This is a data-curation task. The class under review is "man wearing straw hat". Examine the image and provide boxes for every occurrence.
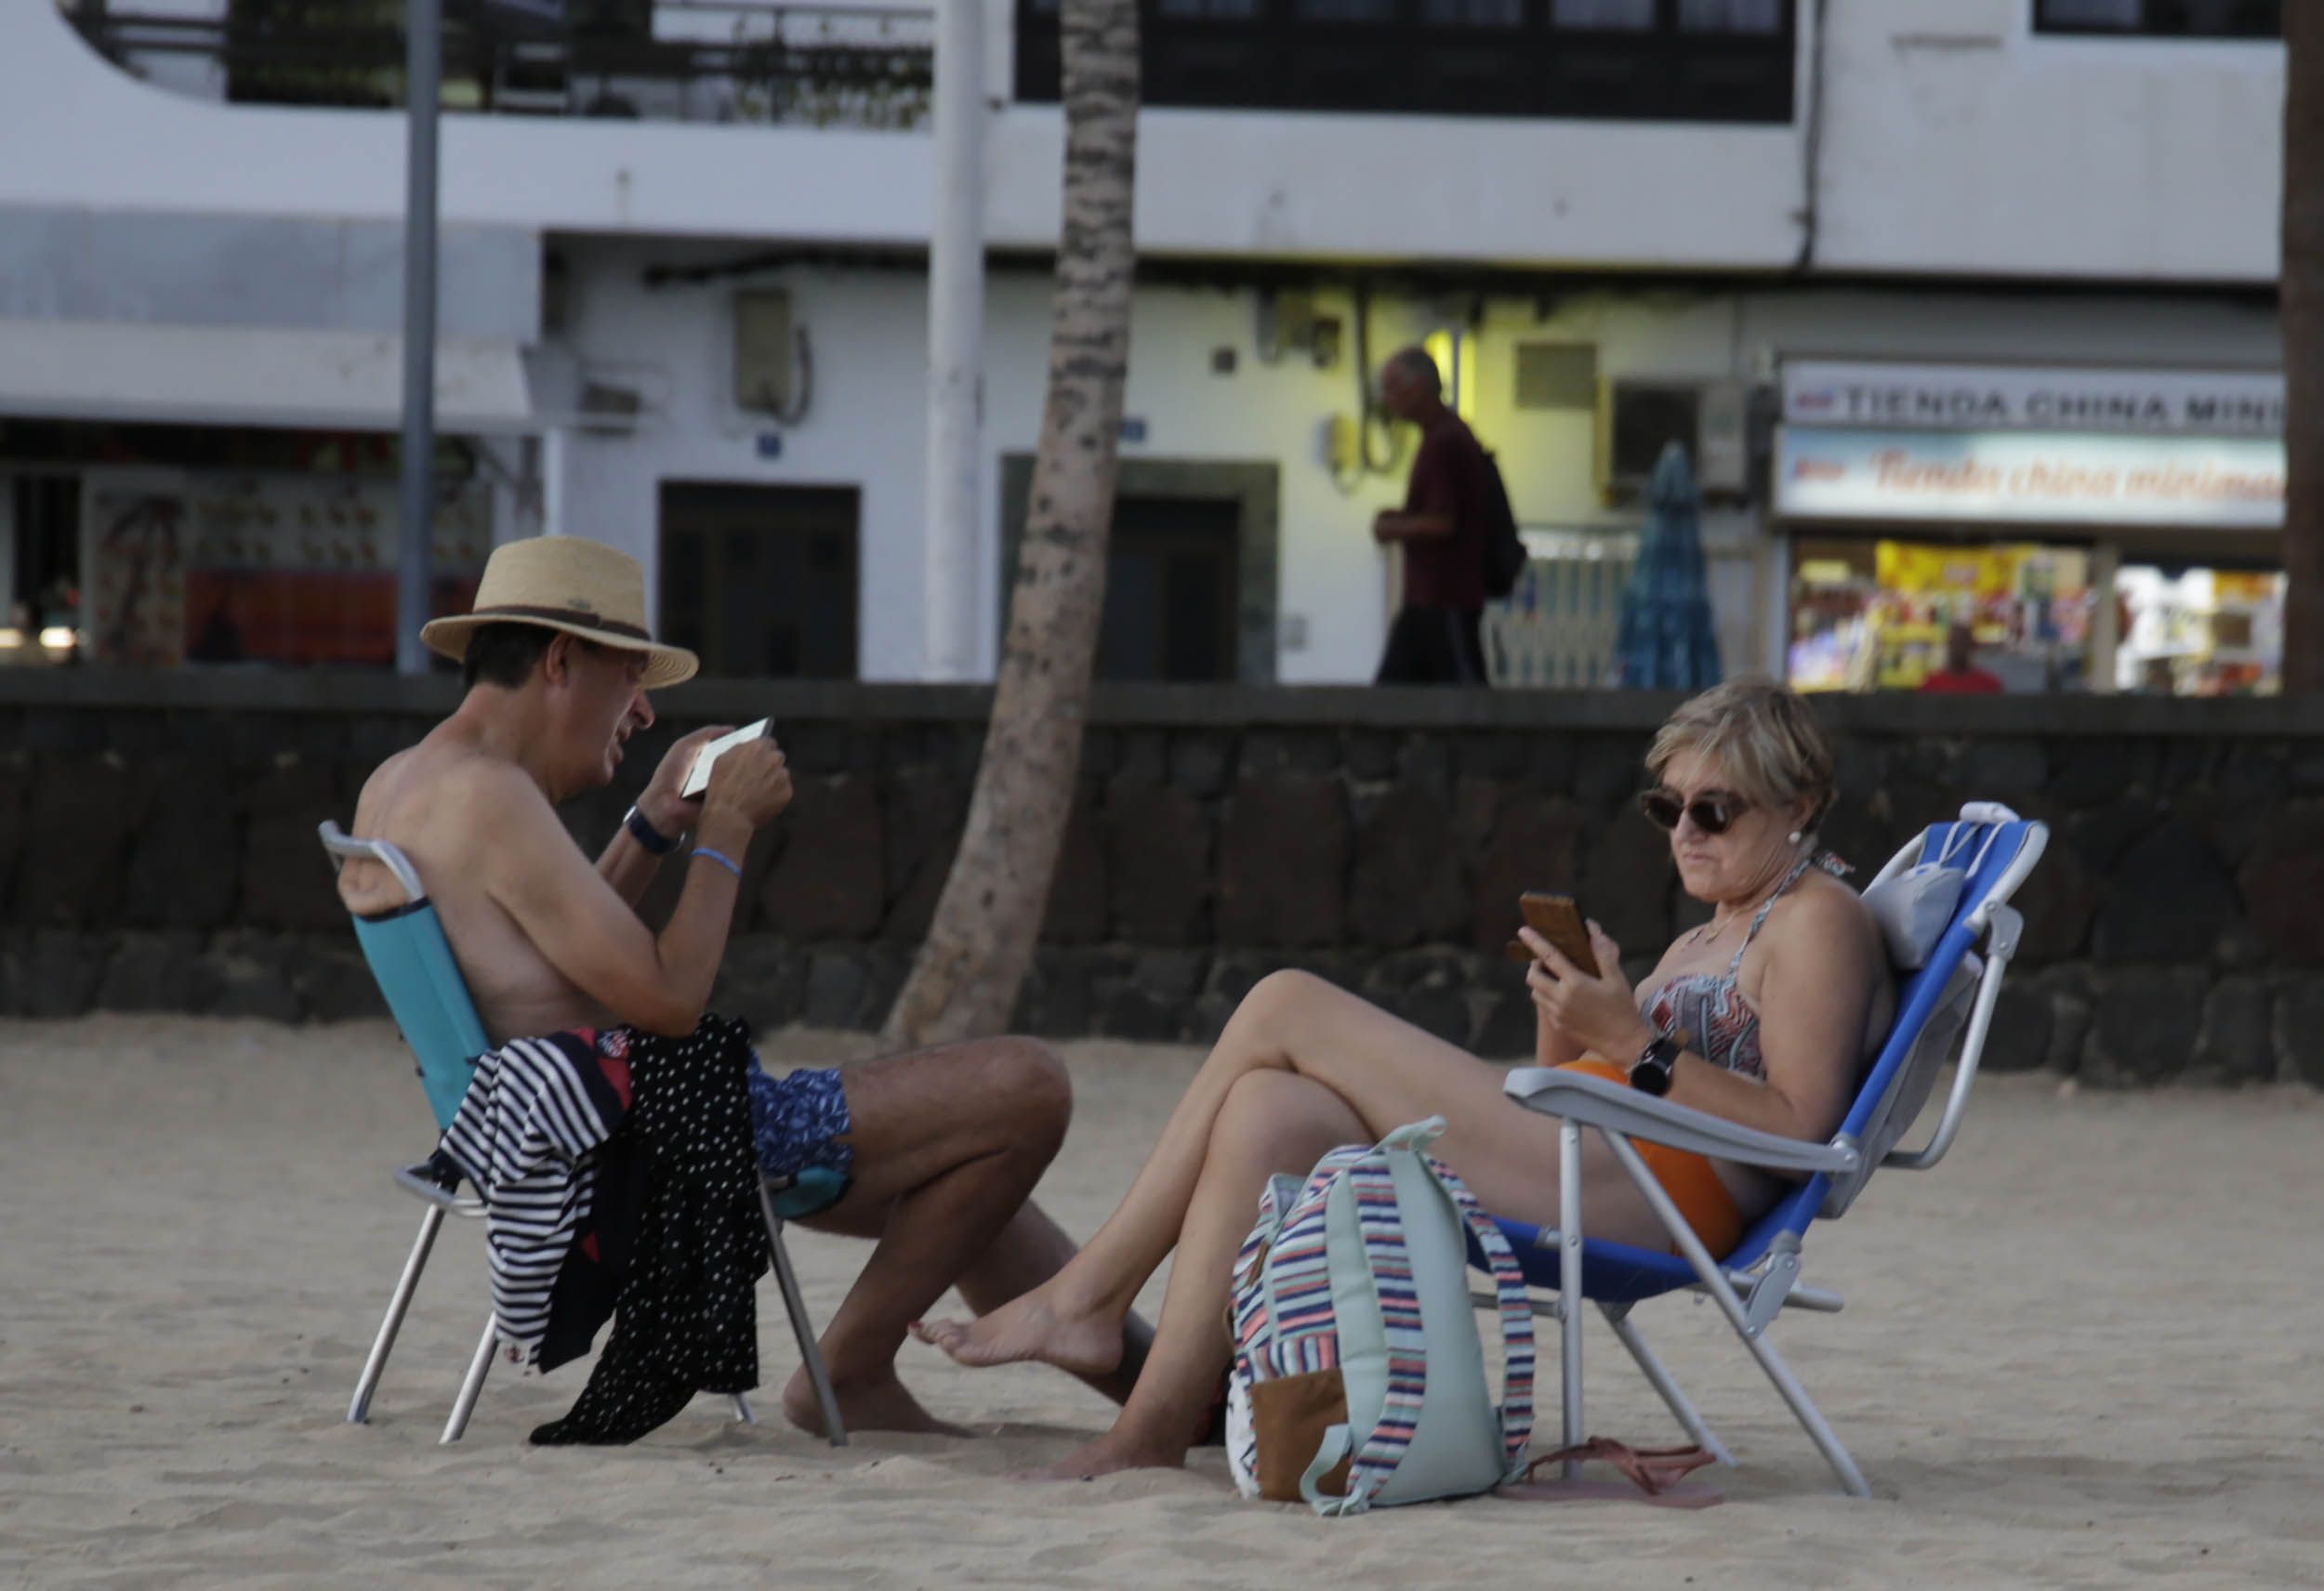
[338,536,1141,1437]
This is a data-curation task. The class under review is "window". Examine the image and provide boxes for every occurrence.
[1097,495,1244,682]
[658,483,860,678]
[2033,0,2279,37]
[1015,1,1796,124]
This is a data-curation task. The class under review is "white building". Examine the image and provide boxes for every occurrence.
[0,1,2293,692]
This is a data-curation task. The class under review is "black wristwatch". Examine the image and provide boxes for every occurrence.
[1629,1032,1684,1097]
[624,803,680,856]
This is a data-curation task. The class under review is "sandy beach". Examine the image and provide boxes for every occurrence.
[2,1014,2320,1590]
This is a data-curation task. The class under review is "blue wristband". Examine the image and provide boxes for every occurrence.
[624,804,678,856]
[693,846,744,880]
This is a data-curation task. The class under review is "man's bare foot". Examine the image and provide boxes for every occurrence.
[1030,1432,1185,1480]
[910,1286,1125,1380]
[782,1366,970,1438]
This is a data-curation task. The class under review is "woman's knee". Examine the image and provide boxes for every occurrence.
[1227,968,1334,1045]
[1208,1070,1360,1172]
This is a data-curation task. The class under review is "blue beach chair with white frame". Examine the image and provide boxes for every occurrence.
[1478,801,2047,1497]
[319,822,847,1446]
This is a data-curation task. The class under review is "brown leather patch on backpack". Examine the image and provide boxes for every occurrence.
[1250,1367,1351,1502]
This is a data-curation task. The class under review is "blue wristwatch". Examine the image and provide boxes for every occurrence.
[624,803,679,856]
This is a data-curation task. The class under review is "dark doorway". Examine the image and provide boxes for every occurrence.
[999,456,1280,684]
[658,481,859,678]
[1098,493,1242,682]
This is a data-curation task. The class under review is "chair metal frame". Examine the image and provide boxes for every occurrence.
[320,821,847,1446]
[1490,803,2048,1497]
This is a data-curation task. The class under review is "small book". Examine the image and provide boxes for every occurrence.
[680,717,773,800]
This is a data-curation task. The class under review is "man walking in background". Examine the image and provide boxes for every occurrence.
[1370,346,1494,685]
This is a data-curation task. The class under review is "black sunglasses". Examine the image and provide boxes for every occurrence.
[1638,788,1747,836]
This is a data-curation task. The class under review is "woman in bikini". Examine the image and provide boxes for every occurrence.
[914,678,1895,1479]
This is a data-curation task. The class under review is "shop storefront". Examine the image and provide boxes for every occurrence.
[1774,361,2286,696]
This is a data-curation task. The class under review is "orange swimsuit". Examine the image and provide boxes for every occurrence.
[1556,1058,1743,1260]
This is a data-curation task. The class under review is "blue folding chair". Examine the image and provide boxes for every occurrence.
[319,821,847,1446]
[1479,802,2048,1497]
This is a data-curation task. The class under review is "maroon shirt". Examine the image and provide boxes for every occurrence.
[1400,413,1492,611]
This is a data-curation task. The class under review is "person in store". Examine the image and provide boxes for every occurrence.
[1368,347,1493,686]
[1918,622,2003,695]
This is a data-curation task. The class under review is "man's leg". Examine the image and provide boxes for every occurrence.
[775,1035,1085,1434]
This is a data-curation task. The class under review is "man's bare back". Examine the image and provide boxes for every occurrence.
[340,729,608,1042]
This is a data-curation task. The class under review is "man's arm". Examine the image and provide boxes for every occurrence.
[596,725,733,908]
[475,748,788,1036]
[1372,510,1455,544]
[1372,428,1455,543]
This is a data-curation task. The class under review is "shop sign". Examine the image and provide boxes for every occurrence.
[1782,361,2282,438]
[1775,427,2283,529]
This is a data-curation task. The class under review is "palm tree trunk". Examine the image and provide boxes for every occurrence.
[881,0,1139,1046]
[2284,3,2324,692]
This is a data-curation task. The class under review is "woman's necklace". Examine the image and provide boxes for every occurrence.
[1685,853,1808,952]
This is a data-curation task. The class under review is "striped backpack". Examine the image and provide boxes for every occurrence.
[1225,1117,1537,1516]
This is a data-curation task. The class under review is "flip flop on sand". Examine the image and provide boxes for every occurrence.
[1497,1438,1725,1509]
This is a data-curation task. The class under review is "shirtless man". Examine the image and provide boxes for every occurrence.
[336,536,1143,1435]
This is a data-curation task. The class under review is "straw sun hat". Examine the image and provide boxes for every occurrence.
[419,535,699,690]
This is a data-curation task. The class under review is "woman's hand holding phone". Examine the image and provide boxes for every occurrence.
[1520,915,1653,1063]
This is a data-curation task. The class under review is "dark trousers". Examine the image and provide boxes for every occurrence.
[1375,605,1487,686]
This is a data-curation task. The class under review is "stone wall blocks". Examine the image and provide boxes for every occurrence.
[2269,976,2324,1088]
[1573,736,1647,814]
[1215,775,1346,947]
[2238,803,2324,966]
[192,931,307,1022]
[17,756,154,927]
[2189,975,2275,1086]
[1978,980,2053,1073]
[6,930,106,1018]
[760,777,885,940]
[1393,733,1454,796]
[1347,785,1466,950]
[1961,739,2048,798]
[1104,781,1212,945]
[94,930,204,1013]
[1169,732,1234,799]
[800,948,871,1029]
[2080,966,2207,1086]
[1037,798,1109,945]
[711,936,810,1037]
[2087,820,2238,965]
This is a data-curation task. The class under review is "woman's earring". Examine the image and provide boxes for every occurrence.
[1788,829,1803,845]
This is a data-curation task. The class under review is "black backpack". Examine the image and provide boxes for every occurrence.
[1478,448,1527,600]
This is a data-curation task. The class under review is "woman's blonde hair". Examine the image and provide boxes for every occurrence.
[1645,677,1836,833]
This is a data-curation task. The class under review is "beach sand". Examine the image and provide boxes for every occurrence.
[2,1015,2319,1590]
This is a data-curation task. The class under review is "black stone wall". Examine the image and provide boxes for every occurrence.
[3,674,2318,1087]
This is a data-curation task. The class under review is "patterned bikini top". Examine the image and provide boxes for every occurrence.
[1643,850,1851,1082]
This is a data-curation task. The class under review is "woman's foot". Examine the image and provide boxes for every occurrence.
[909,1284,1127,1379]
[782,1366,969,1438]
[1029,1431,1185,1480]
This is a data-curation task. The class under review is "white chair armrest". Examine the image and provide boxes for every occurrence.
[1503,1068,1860,1177]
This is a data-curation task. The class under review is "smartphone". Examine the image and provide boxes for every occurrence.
[1504,890,1600,978]
[680,717,774,800]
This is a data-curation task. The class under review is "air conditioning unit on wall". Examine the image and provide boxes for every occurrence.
[1596,376,1752,501]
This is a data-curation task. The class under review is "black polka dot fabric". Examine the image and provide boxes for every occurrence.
[530,1014,769,1446]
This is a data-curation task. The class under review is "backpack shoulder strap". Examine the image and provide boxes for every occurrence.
[1441,1168,1538,1479]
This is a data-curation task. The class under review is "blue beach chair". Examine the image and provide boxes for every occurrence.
[1480,802,2048,1497]
[318,822,847,1446]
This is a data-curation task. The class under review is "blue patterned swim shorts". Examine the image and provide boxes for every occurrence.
[744,1058,854,1203]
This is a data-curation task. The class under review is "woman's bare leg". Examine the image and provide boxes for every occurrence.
[1036,1070,1367,1478]
[914,970,1657,1377]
